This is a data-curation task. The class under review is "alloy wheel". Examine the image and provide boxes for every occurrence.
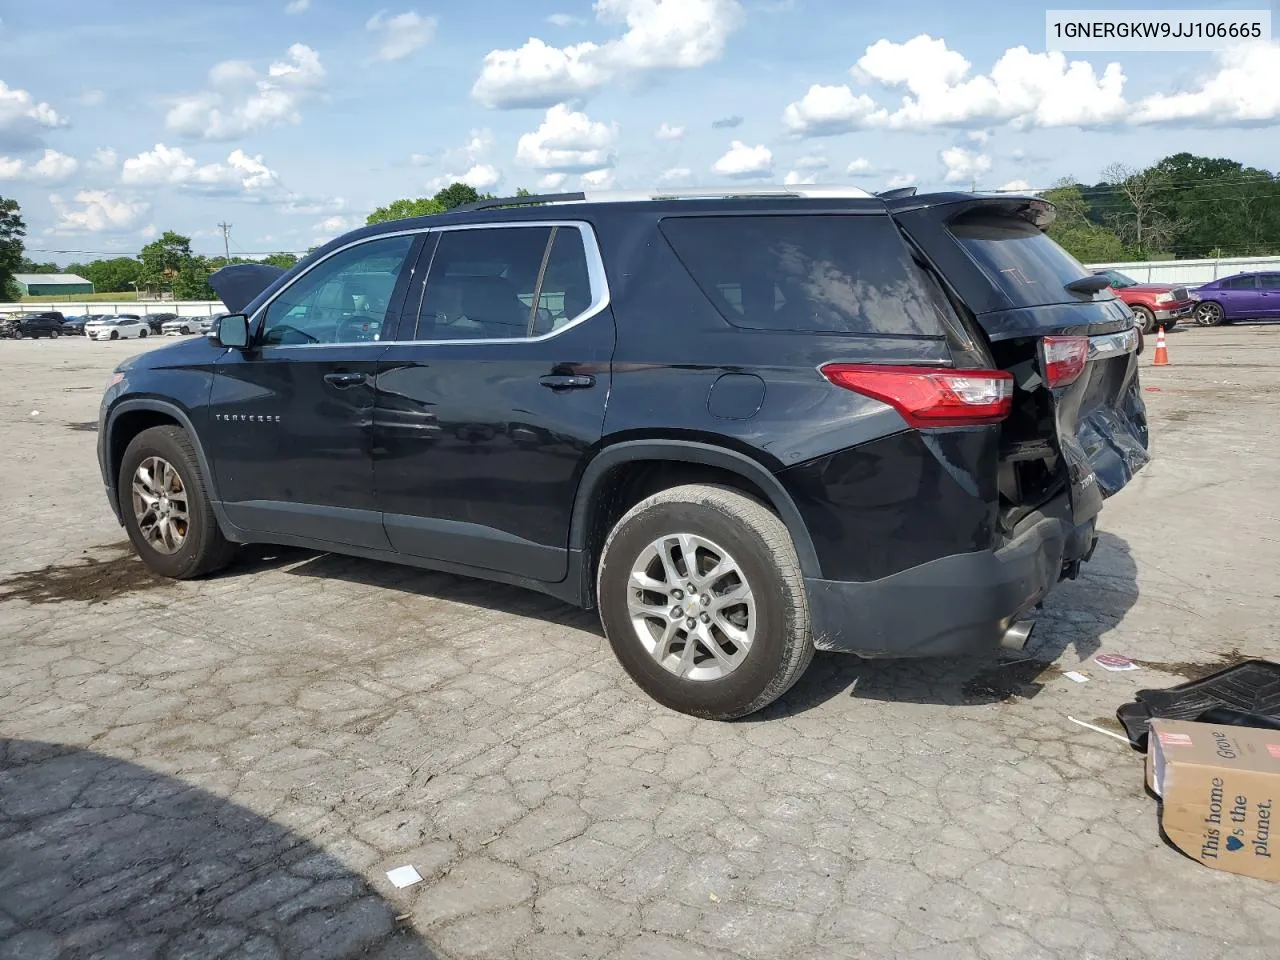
[1196,302,1224,326]
[626,533,756,681]
[131,456,189,555]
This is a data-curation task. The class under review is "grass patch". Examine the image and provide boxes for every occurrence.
[20,291,139,303]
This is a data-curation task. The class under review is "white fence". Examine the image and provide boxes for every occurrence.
[1085,255,1280,285]
[0,300,226,318]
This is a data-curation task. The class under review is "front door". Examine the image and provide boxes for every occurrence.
[374,222,613,582]
[1258,273,1280,317]
[208,233,419,549]
[1218,273,1260,319]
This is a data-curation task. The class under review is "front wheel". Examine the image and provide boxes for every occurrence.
[110,330,119,340]
[50,328,59,339]
[1196,301,1225,326]
[139,328,148,338]
[119,426,237,579]
[597,484,813,720]
[1132,305,1157,335]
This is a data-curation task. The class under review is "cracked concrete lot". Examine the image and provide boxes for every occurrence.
[2,325,1280,960]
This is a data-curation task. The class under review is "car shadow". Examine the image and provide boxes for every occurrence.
[0,739,441,959]
[747,529,1141,718]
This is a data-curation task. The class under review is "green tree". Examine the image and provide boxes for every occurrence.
[81,257,142,293]
[366,196,445,225]
[1148,152,1280,258]
[172,258,215,300]
[18,258,60,273]
[1042,178,1130,263]
[261,252,299,269]
[432,182,482,210]
[0,197,26,301]
[138,230,197,293]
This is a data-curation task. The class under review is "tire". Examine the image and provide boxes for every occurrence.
[139,328,148,338]
[110,330,119,340]
[597,484,813,720]
[1196,301,1225,327]
[119,425,237,579]
[1132,305,1157,335]
[50,328,59,339]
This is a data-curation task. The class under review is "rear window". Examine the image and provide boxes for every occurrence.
[950,213,1095,308]
[660,214,952,336]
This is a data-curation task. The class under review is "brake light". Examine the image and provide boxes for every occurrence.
[820,364,1014,427]
[1041,336,1088,388]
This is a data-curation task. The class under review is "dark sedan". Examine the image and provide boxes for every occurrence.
[1191,272,1280,325]
[61,315,87,334]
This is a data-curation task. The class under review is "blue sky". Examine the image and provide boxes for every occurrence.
[2,0,1278,260]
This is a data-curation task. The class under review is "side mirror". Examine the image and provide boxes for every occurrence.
[215,314,250,348]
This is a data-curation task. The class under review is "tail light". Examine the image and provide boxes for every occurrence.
[1040,336,1089,388]
[820,364,1013,427]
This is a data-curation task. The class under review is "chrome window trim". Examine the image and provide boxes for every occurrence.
[251,220,610,350]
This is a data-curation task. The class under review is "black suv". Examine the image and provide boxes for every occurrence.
[98,188,1148,719]
[10,312,66,339]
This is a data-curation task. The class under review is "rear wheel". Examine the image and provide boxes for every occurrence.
[139,328,148,338]
[1132,305,1157,335]
[119,426,236,579]
[597,484,813,720]
[1196,301,1225,326]
[50,328,59,339]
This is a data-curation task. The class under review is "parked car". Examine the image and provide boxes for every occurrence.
[0,316,17,338]
[142,312,179,334]
[61,315,87,334]
[1090,268,1194,333]
[1189,272,1280,326]
[199,313,229,336]
[8,312,66,339]
[97,187,1148,719]
[161,316,202,336]
[85,315,151,340]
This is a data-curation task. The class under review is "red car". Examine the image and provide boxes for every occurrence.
[1091,269,1195,334]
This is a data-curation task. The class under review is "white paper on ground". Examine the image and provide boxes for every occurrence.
[1063,670,1090,684]
[386,865,423,888]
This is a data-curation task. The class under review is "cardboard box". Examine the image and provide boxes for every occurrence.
[1147,719,1280,882]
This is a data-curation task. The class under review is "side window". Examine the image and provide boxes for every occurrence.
[530,227,593,336]
[414,227,553,341]
[261,235,413,346]
[1259,274,1280,289]
[1221,275,1257,291]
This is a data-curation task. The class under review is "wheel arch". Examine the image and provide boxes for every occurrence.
[569,440,822,585]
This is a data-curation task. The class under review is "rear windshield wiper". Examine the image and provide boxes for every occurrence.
[1064,275,1112,295]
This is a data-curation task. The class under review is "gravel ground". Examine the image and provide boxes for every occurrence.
[2,325,1279,960]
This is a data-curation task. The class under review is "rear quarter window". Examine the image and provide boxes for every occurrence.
[659,214,952,336]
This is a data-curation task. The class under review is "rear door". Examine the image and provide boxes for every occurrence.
[373,221,613,582]
[892,197,1148,525]
[1258,273,1280,316]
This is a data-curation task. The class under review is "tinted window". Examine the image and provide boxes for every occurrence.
[1259,274,1280,289]
[950,213,1095,308]
[262,235,412,346]
[413,227,553,341]
[530,228,593,336]
[1220,274,1257,290]
[661,215,950,336]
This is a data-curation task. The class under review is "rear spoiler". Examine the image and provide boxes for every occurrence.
[882,192,1057,230]
[209,263,287,314]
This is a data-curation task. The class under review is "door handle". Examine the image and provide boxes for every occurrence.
[539,374,595,390]
[324,372,367,388]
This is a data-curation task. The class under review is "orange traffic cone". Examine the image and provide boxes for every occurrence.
[1152,326,1170,366]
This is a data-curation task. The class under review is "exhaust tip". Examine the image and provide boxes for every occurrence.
[1000,620,1035,650]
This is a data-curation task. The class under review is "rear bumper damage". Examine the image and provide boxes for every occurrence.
[805,496,1095,658]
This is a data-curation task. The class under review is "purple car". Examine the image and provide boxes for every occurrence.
[1192,271,1280,326]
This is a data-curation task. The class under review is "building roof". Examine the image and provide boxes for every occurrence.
[13,273,92,285]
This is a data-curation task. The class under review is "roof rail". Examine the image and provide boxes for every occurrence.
[876,186,918,199]
[452,192,586,213]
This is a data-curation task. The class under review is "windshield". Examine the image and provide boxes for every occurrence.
[949,212,1103,308]
[1102,269,1137,288]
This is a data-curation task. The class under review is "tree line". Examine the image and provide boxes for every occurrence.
[1043,152,1280,264]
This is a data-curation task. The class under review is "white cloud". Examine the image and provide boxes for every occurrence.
[782,170,815,185]
[967,129,990,144]
[0,80,66,149]
[366,10,437,62]
[285,0,311,13]
[885,173,916,189]
[1131,42,1280,125]
[581,168,616,189]
[845,157,875,175]
[940,146,992,184]
[76,89,106,108]
[463,128,493,160]
[49,190,149,233]
[278,196,347,215]
[657,166,693,183]
[794,154,828,170]
[781,84,879,136]
[546,13,584,26]
[655,122,684,140]
[538,172,568,190]
[410,152,433,166]
[90,146,118,169]
[998,178,1034,192]
[516,104,618,172]
[0,149,79,183]
[312,214,364,244]
[711,140,772,179]
[121,144,281,195]
[473,0,743,108]
[165,44,325,140]
[431,163,502,191]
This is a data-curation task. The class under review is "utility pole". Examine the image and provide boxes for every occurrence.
[217,221,232,262]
